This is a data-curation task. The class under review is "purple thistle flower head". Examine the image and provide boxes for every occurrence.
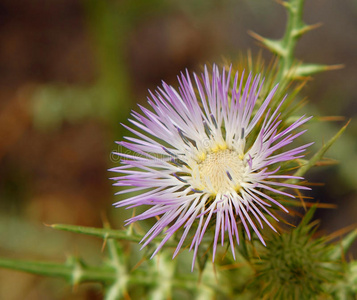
[111,65,312,270]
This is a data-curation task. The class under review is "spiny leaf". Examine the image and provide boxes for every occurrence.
[291,63,344,79]
[254,205,340,299]
[299,206,317,228]
[293,120,350,178]
[248,31,286,57]
[292,23,322,38]
[328,229,357,261]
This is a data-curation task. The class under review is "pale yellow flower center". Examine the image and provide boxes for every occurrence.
[197,149,244,194]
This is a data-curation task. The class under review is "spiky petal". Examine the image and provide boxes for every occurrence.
[110,65,312,270]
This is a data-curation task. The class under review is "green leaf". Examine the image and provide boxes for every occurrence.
[293,121,350,179]
[298,205,317,228]
[291,63,344,78]
[292,23,322,38]
[249,31,286,57]
[328,229,357,261]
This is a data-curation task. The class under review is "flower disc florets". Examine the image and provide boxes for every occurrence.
[111,65,312,269]
[196,148,245,194]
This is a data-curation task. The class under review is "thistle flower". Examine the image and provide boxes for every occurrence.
[111,65,312,269]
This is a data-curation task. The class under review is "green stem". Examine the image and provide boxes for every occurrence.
[148,251,176,300]
[105,239,129,300]
[50,224,178,247]
[276,0,306,83]
[0,257,227,295]
[0,257,115,284]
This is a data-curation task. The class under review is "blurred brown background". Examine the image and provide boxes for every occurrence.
[0,0,356,299]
